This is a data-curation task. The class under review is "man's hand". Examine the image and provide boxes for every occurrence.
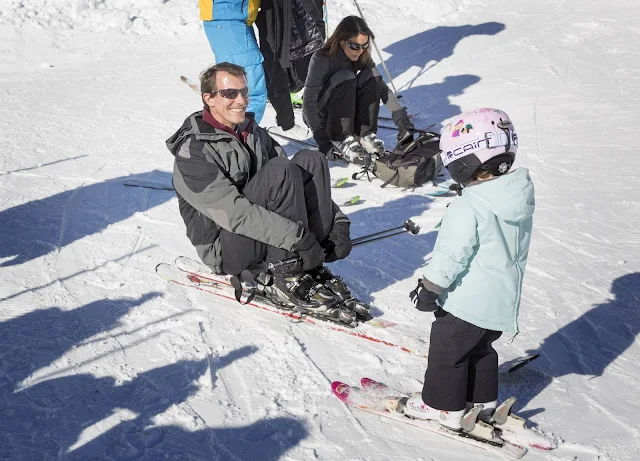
[324,221,352,262]
[293,227,325,271]
[409,279,439,312]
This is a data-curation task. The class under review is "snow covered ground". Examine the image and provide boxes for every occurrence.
[2,0,640,459]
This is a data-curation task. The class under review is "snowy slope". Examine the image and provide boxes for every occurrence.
[1,0,640,459]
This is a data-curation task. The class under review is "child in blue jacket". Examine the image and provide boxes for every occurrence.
[404,108,535,432]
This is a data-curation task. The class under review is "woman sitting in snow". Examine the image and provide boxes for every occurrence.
[302,15,413,165]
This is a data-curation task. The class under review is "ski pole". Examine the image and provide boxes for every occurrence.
[124,183,175,191]
[378,124,437,132]
[268,220,420,270]
[322,0,329,40]
[350,226,406,244]
[349,229,411,247]
[181,75,200,93]
[351,0,399,96]
[351,219,419,244]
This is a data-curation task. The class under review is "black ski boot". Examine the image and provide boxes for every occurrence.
[310,266,373,321]
[262,268,356,324]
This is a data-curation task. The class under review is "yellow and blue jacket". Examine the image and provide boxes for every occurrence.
[199,0,261,25]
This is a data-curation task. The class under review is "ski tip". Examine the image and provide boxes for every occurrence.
[342,196,361,206]
[364,318,397,328]
[361,377,377,387]
[361,377,390,393]
[331,177,349,188]
[331,381,350,400]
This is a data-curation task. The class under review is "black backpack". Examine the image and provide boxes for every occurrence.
[373,131,443,189]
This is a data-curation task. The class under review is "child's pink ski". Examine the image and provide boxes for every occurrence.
[331,380,527,459]
[358,378,556,451]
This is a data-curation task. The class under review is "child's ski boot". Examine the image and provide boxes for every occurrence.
[399,394,497,441]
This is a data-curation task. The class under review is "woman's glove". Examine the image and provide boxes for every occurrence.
[392,108,414,141]
[313,129,339,160]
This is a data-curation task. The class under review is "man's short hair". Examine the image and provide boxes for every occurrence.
[200,62,247,104]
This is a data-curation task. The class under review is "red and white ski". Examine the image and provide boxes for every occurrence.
[156,257,429,358]
[172,256,396,328]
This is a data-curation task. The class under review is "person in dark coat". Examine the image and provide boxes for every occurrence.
[256,0,326,132]
[303,16,414,165]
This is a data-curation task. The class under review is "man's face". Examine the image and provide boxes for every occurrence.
[204,72,249,128]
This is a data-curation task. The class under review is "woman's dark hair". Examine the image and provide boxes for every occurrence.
[321,15,374,64]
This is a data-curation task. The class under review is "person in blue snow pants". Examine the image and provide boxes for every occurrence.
[200,0,267,123]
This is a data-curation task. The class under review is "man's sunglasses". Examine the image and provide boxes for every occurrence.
[347,40,370,51]
[209,87,249,99]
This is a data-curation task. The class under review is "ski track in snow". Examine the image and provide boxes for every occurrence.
[2,0,640,459]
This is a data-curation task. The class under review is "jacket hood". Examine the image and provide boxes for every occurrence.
[464,168,535,222]
[166,113,197,157]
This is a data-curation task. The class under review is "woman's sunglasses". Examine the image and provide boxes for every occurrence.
[347,40,370,51]
[210,87,250,100]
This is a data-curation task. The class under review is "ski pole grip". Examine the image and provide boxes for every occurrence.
[403,219,420,235]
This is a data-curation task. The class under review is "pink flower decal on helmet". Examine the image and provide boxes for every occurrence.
[452,120,473,137]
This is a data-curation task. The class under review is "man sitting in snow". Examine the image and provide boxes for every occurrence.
[167,62,362,322]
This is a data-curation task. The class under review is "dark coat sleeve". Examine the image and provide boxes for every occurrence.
[303,51,333,144]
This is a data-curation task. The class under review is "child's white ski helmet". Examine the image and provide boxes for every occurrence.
[439,108,518,184]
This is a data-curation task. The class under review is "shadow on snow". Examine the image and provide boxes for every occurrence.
[499,273,640,419]
[0,170,174,267]
[0,294,307,460]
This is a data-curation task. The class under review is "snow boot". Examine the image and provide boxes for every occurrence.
[262,269,356,324]
[403,395,496,440]
[360,133,385,156]
[402,394,466,430]
[310,265,351,300]
[333,135,370,166]
[269,123,309,139]
[309,266,372,320]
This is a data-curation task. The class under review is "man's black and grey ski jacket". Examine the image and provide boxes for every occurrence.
[167,111,303,273]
